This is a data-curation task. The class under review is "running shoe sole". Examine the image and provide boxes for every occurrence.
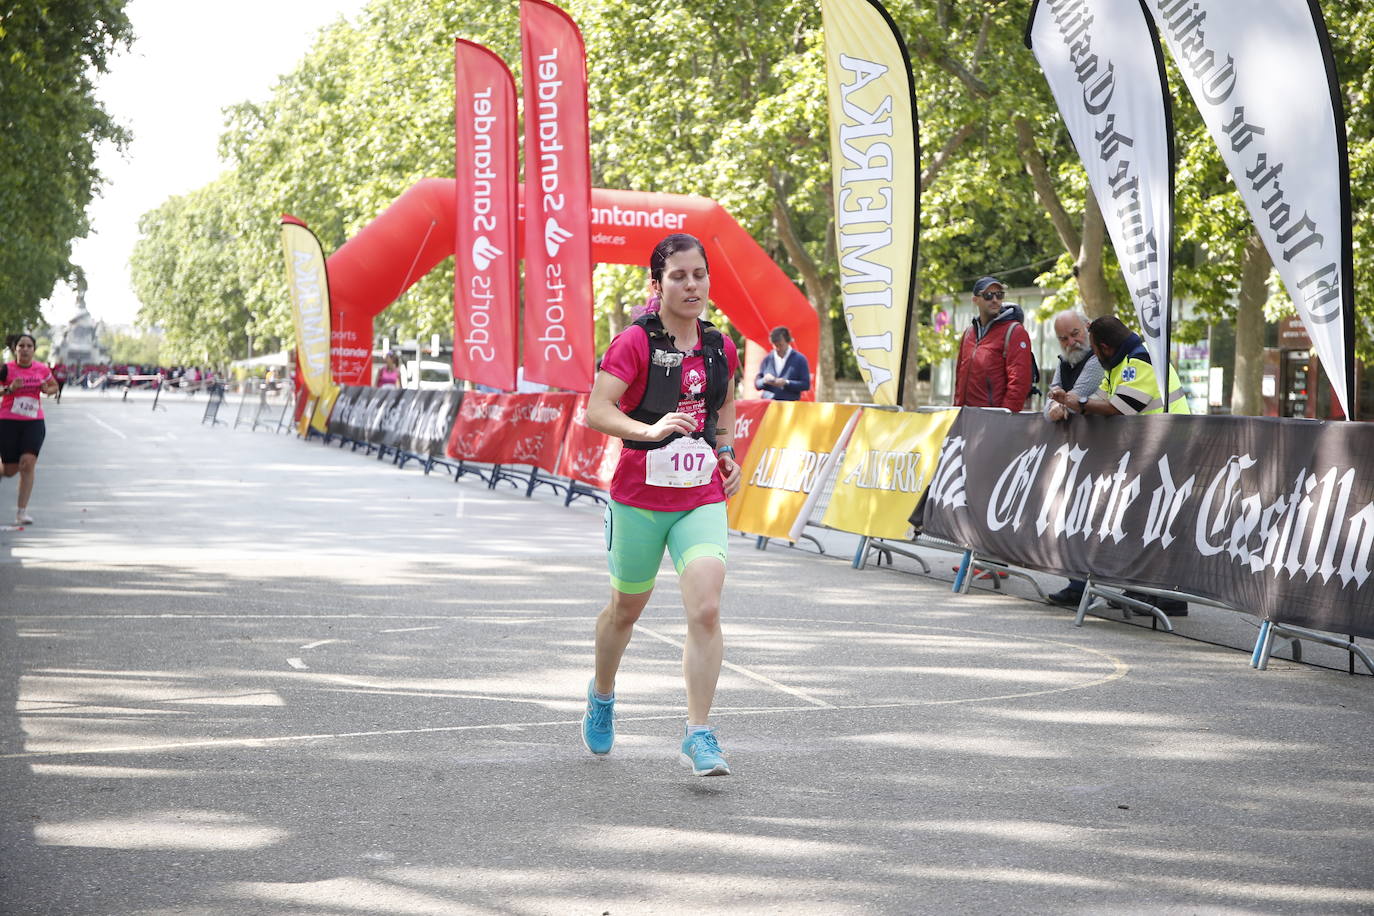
[679,752,730,777]
[582,726,612,756]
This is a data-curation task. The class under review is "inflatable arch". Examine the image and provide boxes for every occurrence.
[324,178,818,393]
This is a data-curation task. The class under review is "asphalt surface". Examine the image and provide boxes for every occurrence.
[1,387,1371,915]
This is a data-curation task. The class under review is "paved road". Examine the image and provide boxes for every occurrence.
[1,390,1371,914]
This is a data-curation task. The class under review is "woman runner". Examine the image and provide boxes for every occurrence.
[376,352,402,387]
[1,334,59,526]
[582,233,742,776]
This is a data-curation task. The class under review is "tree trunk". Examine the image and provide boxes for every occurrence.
[1231,231,1272,416]
[772,193,835,401]
[901,255,924,409]
[606,296,626,339]
[809,288,836,403]
[1076,191,1111,318]
[1014,117,1112,318]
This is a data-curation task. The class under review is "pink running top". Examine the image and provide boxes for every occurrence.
[598,325,738,512]
[0,361,51,421]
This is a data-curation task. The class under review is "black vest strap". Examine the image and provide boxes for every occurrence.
[622,314,729,451]
[1058,354,1087,391]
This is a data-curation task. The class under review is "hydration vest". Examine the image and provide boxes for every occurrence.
[621,314,730,451]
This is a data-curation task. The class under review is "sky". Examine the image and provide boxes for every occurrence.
[42,0,369,329]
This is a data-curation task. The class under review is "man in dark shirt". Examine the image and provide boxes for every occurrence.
[754,326,810,401]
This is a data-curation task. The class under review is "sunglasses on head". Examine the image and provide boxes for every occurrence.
[980,289,1005,301]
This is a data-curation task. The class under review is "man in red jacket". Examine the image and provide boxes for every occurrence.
[953,276,1034,410]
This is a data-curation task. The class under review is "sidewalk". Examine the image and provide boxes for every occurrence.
[1,396,1370,914]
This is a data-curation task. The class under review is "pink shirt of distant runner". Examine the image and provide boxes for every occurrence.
[0,361,51,421]
[599,325,738,512]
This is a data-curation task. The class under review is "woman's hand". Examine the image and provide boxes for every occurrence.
[719,455,742,496]
[642,411,697,441]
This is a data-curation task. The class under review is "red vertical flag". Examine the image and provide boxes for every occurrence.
[454,40,520,391]
[520,0,594,392]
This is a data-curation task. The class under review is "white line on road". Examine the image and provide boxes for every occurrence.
[86,413,128,440]
[0,661,1129,760]
[378,626,443,633]
[298,639,342,650]
[286,657,308,670]
[635,624,837,708]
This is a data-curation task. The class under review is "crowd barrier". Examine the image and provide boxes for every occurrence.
[228,383,294,432]
[201,383,228,426]
[208,384,1372,677]
[323,387,462,475]
[724,402,1374,675]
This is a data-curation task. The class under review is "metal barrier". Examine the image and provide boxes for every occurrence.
[201,383,227,426]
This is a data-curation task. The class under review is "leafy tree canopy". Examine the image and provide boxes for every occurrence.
[0,1,133,335]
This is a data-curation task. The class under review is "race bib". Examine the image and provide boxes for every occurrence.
[645,436,716,488]
[10,397,38,419]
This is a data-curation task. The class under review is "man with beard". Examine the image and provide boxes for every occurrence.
[1042,309,1104,606]
[1050,314,1190,615]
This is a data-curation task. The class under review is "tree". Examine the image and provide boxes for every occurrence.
[102,326,162,366]
[129,0,1374,414]
[0,2,132,332]
[131,180,259,365]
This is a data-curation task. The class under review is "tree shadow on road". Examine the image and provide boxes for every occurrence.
[1,559,1372,914]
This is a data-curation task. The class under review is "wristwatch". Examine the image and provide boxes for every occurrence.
[715,444,736,459]
[1077,395,1088,412]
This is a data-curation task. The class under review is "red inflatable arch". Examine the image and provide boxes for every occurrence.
[325,179,817,394]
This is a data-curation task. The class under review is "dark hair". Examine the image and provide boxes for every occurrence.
[769,326,792,343]
[1087,315,1131,352]
[10,333,36,349]
[649,233,708,284]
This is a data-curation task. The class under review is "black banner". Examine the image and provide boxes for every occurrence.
[414,389,462,457]
[324,386,463,458]
[325,387,365,441]
[379,389,417,450]
[924,410,1374,639]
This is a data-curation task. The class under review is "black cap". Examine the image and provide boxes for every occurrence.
[972,276,1003,296]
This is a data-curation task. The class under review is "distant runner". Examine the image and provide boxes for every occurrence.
[582,233,742,777]
[1,334,59,526]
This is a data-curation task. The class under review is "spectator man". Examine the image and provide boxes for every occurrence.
[1049,315,1188,418]
[954,276,1035,410]
[755,326,810,401]
[1041,309,1105,606]
[1049,314,1189,614]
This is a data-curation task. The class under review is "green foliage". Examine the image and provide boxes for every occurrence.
[102,326,162,366]
[130,178,260,364]
[0,1,132,333]
[126,0,1374,386]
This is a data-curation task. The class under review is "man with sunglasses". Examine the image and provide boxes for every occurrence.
[953,276,1035,411]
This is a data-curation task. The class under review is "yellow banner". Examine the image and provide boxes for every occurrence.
[822,0,918,406]
[727,401,859,540]
[821,408,957,538]
[295,385,341,438]
[295,397,317,438]
[280,219,332,397]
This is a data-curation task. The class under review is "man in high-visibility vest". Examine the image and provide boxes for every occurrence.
[1048,314,1190,615]
[1049,315,1189,417]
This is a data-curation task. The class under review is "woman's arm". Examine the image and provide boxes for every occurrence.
[715,384,741,496]
[585,370,695,442]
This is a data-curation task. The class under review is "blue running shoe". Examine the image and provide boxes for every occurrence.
[680,727,731,776]
[581,680,614,755]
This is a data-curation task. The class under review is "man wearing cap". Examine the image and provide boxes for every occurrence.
[954,276,1035,411]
